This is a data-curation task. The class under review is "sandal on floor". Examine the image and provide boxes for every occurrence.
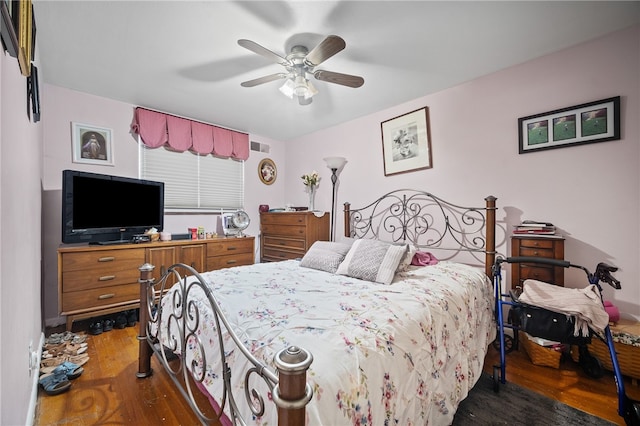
[40,361,84,380]
[39,373,71,396]
[65,353,90,367]
[64,342,88,356]
[40,356,66,369]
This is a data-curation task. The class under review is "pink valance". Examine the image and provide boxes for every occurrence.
[130,107,249,160]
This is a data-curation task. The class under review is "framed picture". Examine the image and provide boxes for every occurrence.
[27,64,39,122]
[16,0,32,76]
[0,0,18,58]
[71,122,114,166]
[258,158,277,185]
[519,96,620,154]
[381,107,433,176]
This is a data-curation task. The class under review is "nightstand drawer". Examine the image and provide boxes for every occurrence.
[519,239,554,249]
[519,247,554,258]
[518,265,554,283]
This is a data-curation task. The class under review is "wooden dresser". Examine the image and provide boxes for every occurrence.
[260,211,330,262]
[58,236,254,330]
[511,235,565,289]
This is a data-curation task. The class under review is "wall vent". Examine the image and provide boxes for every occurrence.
[250,141,270,153]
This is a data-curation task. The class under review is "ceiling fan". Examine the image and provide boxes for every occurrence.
[238,35,364,105]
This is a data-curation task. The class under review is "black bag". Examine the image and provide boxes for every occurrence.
[512,304,591,345]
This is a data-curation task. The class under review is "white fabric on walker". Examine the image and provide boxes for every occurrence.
[519,279,609,336]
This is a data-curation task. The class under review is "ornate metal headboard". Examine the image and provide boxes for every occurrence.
[344,189,496,276]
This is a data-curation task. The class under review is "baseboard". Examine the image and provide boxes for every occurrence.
[26,332,45,425]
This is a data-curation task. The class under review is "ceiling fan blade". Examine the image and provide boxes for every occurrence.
[238,39,290,66]
[304,35,346,67]
[313,70,364,88]
[241,73,288,87]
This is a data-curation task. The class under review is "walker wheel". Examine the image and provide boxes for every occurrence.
[492,365,500,393]
[628,401,640,425]
[581,353,604,379]
[492,334,515,354]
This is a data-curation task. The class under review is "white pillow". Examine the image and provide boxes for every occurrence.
[396,244,417,272]
[336,239,407,284]
[300,241,352,273]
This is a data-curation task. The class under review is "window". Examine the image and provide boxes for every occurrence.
[140,144,244,211]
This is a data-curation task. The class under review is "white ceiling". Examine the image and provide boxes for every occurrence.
[33,1,639,141]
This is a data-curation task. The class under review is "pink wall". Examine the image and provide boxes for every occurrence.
[1,50,44,423]
[285,25,640,318]
[41,25,639,327]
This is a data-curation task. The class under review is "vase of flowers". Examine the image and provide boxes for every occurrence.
[301,171,320,211]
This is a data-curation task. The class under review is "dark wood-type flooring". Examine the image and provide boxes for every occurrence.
[35,321,640,425]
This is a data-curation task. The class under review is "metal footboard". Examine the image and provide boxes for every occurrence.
[136,263,313,426]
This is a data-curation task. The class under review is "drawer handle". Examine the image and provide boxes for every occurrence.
[533,251,539,256]
[191,262,196,269]
[99,275,115,281]
[98,256,115,262]
[533,242,540,247]
[98,293,115,300]
[227,247,237,251]
[226,260,237,265]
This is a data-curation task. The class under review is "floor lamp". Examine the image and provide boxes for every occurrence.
[323,156,347,241]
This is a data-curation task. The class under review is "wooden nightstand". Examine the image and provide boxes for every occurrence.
[511,235,565,289]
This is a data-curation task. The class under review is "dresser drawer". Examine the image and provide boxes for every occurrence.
[61,248,145,272]
[261,213,307,225]
[63,268,140,293]
[207,238,254,256]
[262,247,303,261]
[62,283,140,313]
[206,253,254,270]
[262,236,306,251]
[262,224,307,238]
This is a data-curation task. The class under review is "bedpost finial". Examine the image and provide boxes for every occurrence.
[274,346,313,372]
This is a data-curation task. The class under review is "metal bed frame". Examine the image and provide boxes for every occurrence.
[136,189,498,425]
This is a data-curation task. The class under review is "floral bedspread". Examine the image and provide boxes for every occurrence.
[158,260,495,425]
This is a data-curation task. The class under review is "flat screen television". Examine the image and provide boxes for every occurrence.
[62,169,164,244]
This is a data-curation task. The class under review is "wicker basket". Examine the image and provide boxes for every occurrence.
[519,331,563,369]
[574,338,640,383]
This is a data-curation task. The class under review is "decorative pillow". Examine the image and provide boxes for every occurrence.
[396,244,418,272]
[336,239,407,284]
[299,241,352,273]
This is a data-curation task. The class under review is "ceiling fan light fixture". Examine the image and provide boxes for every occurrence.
[279,79,296,99]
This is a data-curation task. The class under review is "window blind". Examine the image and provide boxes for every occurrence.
[140,144,244,211]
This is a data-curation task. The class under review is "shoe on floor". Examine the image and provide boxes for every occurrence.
[89,321,103,335]
[41,361,83,380]
[39,372,71,396]
[103,318,114,332]
[126,309,138,327]
[115,313,127,329]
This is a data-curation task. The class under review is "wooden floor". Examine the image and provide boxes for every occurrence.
[35,322,640,425]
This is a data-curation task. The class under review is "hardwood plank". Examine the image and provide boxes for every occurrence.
[36,321,639,425]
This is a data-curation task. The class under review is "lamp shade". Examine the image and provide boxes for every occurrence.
[323,156,347,170]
